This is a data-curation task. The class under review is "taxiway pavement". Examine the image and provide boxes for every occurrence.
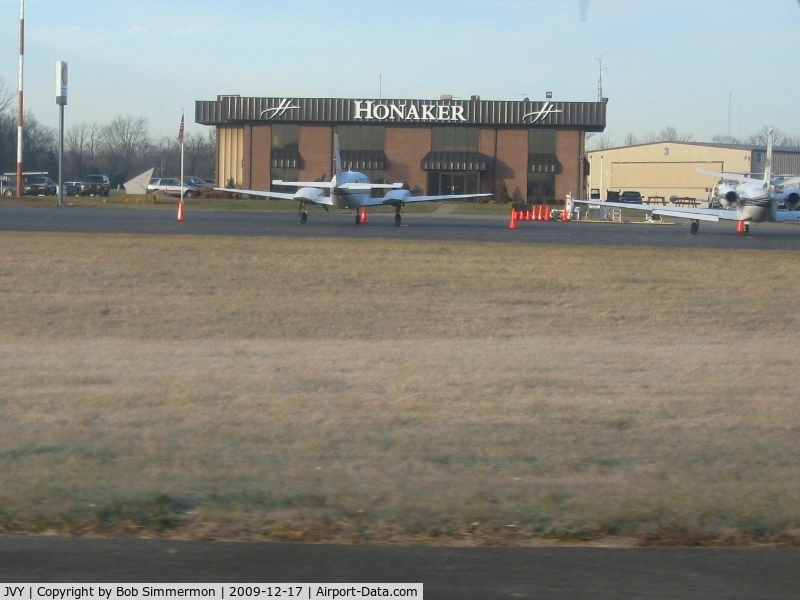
[2,536,799,599]
[3,205,800,250]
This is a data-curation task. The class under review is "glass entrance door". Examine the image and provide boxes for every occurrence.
[428,172,480,196]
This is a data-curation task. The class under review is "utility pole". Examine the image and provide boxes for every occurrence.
[16,0,24,198]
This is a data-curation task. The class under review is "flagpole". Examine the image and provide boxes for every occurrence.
[176,110,186,221]
[180,109,184,201]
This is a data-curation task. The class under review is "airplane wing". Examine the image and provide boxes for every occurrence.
[397,193,493,204]
[362,192,493,207]
[215,187,296,200]
[573,200,734,222]
[213,187,335,205]
[271,180,336,189]
[339,183,404,191]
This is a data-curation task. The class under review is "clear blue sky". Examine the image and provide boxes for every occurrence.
[1,0,798,144]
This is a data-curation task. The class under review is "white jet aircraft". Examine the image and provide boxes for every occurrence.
[215,135,491,226]
[575,127,800,234]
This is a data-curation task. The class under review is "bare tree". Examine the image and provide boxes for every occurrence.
[185,129,216,179]
[587,133,616,150]
[711,134,742,145]
[623,132,639,146]
[66,122,102,178]
[100,116,152,185]
[642,126,694,143]
[746,126,791,147]
[0,78,13,114]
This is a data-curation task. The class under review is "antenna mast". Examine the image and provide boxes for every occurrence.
[597,56,606,102]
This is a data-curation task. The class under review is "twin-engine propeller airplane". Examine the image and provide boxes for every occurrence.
[574,127,800,234]
[215,134,491,225]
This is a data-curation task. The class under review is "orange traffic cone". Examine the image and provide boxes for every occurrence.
[359,207,368,224]
[561,204,569,222]
[544,205,551,221]
[509,208,517,229]
[736,220,745,234]
[176,199,185,222]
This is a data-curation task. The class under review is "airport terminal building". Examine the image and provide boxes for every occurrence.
[195,96,607,202]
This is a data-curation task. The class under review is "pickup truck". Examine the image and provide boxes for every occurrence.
[80,174,110,196]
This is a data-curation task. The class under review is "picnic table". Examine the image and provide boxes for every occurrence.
[671,197,699,208]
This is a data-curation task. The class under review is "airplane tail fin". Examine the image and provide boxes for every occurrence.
[333,133,343,179]
[764,127,774,189]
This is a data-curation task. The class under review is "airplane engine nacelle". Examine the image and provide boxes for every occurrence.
[382,189,411,204]
[294,187,326,203]
[719,191,739,209]
[712,181,739,209]
[781,190,800,211]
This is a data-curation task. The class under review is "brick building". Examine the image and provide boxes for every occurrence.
[195,96,607,202]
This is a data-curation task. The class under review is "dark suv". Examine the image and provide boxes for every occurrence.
[80,174,110,196]
[618,191,643,204]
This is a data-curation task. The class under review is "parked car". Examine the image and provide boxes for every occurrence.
[0,179,16,196]
[80,174,111,196]
[64,182,81,196]
[147,177,202,198]
[24,176,58,196]
[183,176,213,190]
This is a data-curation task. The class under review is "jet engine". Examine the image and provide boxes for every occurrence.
[773,181,800,210]
[712,180,740,209]
[785,192,800,210]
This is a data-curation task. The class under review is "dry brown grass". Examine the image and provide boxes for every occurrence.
[1,231,799,545]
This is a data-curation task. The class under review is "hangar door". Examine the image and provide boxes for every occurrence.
[609,161,724,197]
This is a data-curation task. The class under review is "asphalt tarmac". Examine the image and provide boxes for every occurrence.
[2,204,799,597]
[3,205,800,250]
[2,536,799,599]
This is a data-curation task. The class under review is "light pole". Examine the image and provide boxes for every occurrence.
[16,0,24,198]
[56,61,68,207]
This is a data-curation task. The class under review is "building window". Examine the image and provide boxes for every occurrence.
[270,124,301,182]
[272,124,299,151]
[432,127,479,152]
[529,128,556,153]
[272,167,299,188]
[337,125,385,151]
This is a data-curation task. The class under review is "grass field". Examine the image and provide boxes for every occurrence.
[1,230,799,545]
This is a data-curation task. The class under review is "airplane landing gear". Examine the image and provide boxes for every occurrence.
[394,204,404,227]
[298,202,308,225]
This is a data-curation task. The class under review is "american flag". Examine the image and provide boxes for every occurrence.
[177,113,184,144]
